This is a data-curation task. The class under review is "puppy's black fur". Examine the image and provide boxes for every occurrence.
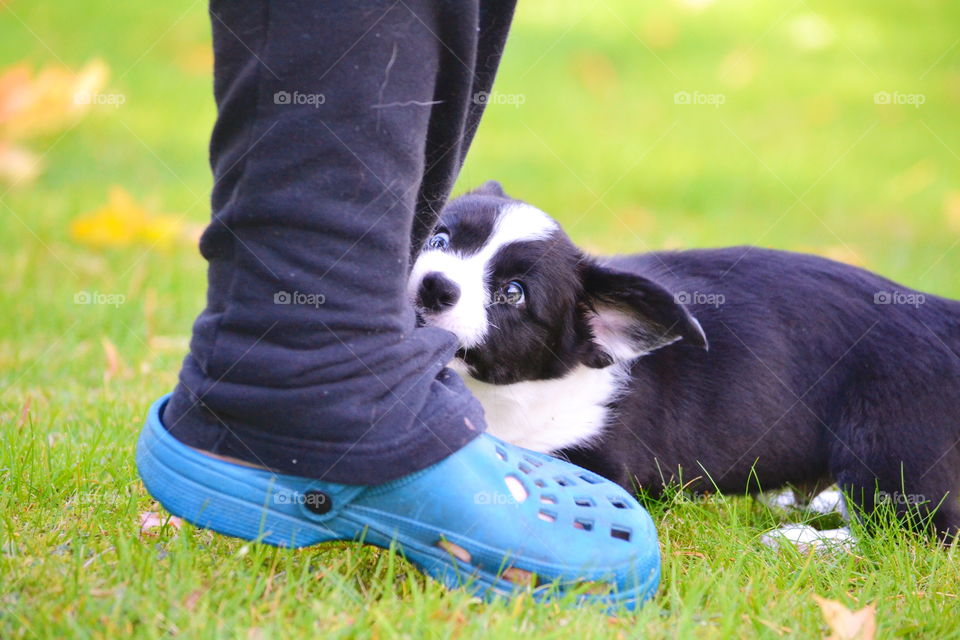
[434,184,960,538]
[566,248,960,537]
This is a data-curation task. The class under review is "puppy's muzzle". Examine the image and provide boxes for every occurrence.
[418,272,461,312]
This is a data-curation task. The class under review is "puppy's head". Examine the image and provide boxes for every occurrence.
[408,181,707,384]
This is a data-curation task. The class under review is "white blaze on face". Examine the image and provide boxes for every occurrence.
[408,203,558,348]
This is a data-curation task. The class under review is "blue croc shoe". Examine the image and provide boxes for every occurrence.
[137,395,660,609]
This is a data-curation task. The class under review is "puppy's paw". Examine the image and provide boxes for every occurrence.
[760,524,854,554]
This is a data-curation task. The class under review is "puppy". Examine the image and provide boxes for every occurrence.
[409,181,960,539]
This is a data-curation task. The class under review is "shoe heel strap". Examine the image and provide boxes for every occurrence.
[271,481,366,523]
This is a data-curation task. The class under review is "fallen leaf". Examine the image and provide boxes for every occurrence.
[139,511,183,536]
[719,48,758,89]
[0,141,41,184]
[0,59,108,140]
[819,245,866,267]
[888,158,938,200]
[570,51,620,98]
[813,595,876,640]
[70,186,185,249]
[944,191,960,233]
[101,336,125,382]
[17,396,31,429]
[176,44,214,76]
[183,587,207,611]
[794,245,866,267]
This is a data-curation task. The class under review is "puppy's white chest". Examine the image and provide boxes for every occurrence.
[451,361,628,454]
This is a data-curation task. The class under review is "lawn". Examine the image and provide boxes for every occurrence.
[2,0,959,637]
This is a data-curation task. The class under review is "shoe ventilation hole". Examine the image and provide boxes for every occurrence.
[502,567,538,587]
[538,509,557,523]
[579,474,603,484]
[523,455,543,467]
[554,476,574,487]
[534,479,546,488]
[436,539,472,563]
[610,526,632,542]
[504,474,528,503]
[609,497,630,509]
[574,497,595,507]
[540,494,557,504]
[495,446,507,461]
[573,518,594,531]
[518,462,532,474]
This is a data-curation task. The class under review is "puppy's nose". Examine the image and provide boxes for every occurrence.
[418,272,460,312]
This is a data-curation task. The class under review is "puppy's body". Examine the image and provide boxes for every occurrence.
[410,182,960,537]
[569,249,960,505]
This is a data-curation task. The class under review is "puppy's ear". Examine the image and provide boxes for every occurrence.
[578,262,708,368]
[470,180,507,198]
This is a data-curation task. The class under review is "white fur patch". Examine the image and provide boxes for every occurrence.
[761,486,854,554]
[408,203,557,348]
[760,524,854,554]
[451,359,630,453]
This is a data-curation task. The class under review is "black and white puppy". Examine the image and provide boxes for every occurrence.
[408,181,960,539]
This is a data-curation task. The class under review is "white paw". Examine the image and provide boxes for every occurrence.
[808,488,845,516]
[761,524,854,554]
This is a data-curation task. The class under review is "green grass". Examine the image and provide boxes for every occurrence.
[2,0,960,637]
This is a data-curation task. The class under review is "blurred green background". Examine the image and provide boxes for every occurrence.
[2,1,959,402]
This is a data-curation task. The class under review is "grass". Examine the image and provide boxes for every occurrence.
[2,0,960,637]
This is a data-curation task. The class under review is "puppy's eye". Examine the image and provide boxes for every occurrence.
[428,231,450,250]
[495,281,526,306]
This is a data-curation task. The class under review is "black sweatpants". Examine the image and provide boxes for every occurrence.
[162,0,516,484]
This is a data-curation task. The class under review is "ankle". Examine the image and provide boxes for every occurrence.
[189,446,271,470]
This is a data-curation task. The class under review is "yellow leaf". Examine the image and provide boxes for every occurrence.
[819,245,866,268]
[70,186,185,249]
[176,44,214,76]
[888,158,938,200]
[813,595,876,640]
[944,191,960,233]
[0,59,109,140]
